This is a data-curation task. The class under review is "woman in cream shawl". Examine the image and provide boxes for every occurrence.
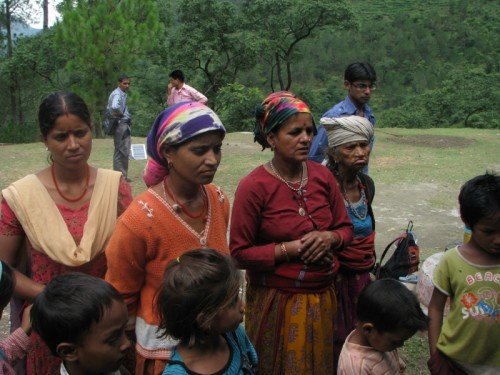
[0,91,133,374]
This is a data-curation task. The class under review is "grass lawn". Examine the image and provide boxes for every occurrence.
[1,128,498,196]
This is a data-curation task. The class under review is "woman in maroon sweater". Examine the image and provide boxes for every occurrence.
[230,91,353,375]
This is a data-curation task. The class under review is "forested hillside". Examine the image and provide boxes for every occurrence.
[285,0,499,128]
[0,0,498,142]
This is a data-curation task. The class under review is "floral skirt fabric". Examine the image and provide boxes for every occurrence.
[245,284,336,375]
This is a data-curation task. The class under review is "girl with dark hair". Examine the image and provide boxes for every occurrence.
[156,249,257,374]
[0,91,133,374]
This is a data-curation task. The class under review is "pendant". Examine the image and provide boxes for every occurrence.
[298,207,306,216]
[200,238,207,246]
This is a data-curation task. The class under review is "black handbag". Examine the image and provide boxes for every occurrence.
[373,221,420,280]
[102,109,120,135]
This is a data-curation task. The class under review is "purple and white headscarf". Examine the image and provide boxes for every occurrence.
[143,101,226,187]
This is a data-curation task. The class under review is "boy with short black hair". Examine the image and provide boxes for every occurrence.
[31,273,131,375]
[166,69,207,106]
[428,172,500,374]
[338,279,428,374]
[309,62,377,165]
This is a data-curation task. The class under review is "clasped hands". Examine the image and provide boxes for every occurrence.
[283,231,338,265]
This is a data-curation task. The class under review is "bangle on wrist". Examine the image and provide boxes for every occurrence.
[280,242,290,262]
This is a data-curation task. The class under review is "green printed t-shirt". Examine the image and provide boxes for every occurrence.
[433,247,500,366]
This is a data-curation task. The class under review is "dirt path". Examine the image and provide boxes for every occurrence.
[374,182,462,260]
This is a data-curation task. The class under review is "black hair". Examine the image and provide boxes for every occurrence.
[357,279,428,333]
[156,249,242,346]
[0,260,15,311]
[38,91,91,139]
[169,69,185,82]
[31,273,124,356]
[118,75,130,83]
[459,172,500,229]
[344,62,377,83]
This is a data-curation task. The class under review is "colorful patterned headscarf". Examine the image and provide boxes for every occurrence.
[254,91,316,149]
[321,116,374,148]
[143,101,226,187]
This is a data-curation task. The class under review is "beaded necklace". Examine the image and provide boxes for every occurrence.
[150,186,210,247]
[269,161,305,194]
[269,161,307,216]
[51,163,89,203]
[341,174,368,220]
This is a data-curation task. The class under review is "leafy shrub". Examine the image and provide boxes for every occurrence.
[216,83,264,132]
[378,107,430,128]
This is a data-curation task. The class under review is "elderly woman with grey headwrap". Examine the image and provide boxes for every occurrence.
[321,115,376,370]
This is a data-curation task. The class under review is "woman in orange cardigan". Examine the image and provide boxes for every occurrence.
[105,102,230,375]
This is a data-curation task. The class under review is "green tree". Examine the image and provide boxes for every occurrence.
[216,83,263,132]
[242,0,355,91]
[55,0,162,136]
[167,0,258,109]
[0,29,65,139]
[380,67,500,129]
[428,67,499,128]
[0,0,37,124]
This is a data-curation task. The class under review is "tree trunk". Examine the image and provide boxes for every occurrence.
[43,0,49,31]
[464,107,485,128]
[5,0,18,123]
[16,76,23,124]
[275,52,285,91]
[5,0,12,57]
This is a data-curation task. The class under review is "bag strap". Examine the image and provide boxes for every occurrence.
[406,220,414,234]
[375,233,406,279]
[374,220,414,279]
[379,221,414,265]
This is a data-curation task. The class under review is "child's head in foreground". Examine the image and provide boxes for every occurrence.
[0,260,15,316]
[356,279,428,352]
[31,273,130,374]
[156,248,244,346]
[459,172,500,253]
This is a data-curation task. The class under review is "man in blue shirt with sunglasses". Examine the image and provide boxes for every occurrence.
[309,62,377,173]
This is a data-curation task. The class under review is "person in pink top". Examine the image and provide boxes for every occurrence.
[0,261,32,375]
[166,70,208,106]
[0,91,133,375]
[337,279,428,375]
